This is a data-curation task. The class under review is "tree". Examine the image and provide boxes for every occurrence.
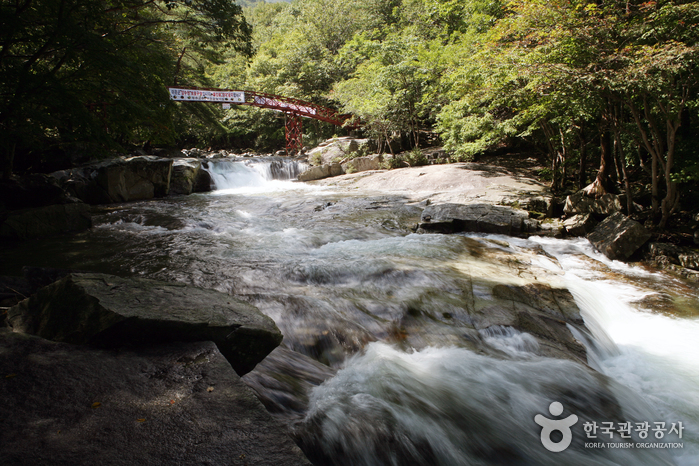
[436,0,698,228]
[0,0,252,177]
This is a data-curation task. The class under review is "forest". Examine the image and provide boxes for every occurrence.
[1,0,698,229]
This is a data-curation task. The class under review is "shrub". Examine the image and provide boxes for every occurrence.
[404,147,428,166]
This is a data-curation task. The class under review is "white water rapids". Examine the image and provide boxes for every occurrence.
[2,158,696,465]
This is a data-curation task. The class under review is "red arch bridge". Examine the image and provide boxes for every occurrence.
[168,87,357,154]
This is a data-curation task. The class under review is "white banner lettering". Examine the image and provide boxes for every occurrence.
[169,88,245,103]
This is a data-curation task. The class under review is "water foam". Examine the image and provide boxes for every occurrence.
[203,157,310,194]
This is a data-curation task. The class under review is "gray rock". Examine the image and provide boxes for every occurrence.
[536,218,566,237]
[7,273,282,375]
[0,203,92,240]
[54,157,173,204]
[241,346,336,419]
[307,138,374,166]
[492,283,583,324]
[586,212,651,261]
[297,163,344,182]
[645,242,683,268]
[298,165,330,182]
[341,155,382,173]
[418,203,530,236]
[656,242,699,272]
[0,329,311,465]
[522,196,552,216]
[679,252,699,271]
[194,162,213,192]
[169,158,201,195]
[329,162,343,177]
[563,213,598,236]
[564,191,622,216]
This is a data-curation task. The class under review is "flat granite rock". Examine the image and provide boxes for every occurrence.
[0,329,311,465]
[7,273,282,375]
[418,203,530,236]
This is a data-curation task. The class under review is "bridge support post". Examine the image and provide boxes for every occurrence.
[285,113,303,156]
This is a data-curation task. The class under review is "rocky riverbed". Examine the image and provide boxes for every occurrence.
[1,146,698,465]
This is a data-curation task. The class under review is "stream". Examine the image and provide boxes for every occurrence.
[1,157,697,465]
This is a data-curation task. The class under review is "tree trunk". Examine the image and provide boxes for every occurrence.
[578,121,587,190]
[627,92,685,228]
[612,105,633,215]
[559,127,567,188]
[583,121,612,198]
[541,121,561,193]
[173,47,187,86]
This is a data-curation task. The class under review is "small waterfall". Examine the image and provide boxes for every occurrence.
[530,236,699,466]
[203,157,308,191]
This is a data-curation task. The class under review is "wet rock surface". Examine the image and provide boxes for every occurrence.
[8,273,282,375]
[0,330,311,466]
[241,346,336,421]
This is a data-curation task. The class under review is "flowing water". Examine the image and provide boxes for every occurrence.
[1,157,698,465]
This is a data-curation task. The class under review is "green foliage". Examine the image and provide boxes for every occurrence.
[0,0,252,174]
[381,155,404,170]
[310,152,323,166]
[404,147,428,166]
[4,0,698,231]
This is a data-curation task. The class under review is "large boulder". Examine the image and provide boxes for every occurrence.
[0,330,311,465]
[418,203,530,236]
[7,273,282,375]
[53,156,173,204]
[564,191,622,216]
[297,163,343,182]
[307,137,374,166]
[341,154,382,173]
[0,203,92,240]
[169,158,202,195]
[586,212,651,261]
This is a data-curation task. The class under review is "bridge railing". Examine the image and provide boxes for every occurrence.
[167,86,360,154]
